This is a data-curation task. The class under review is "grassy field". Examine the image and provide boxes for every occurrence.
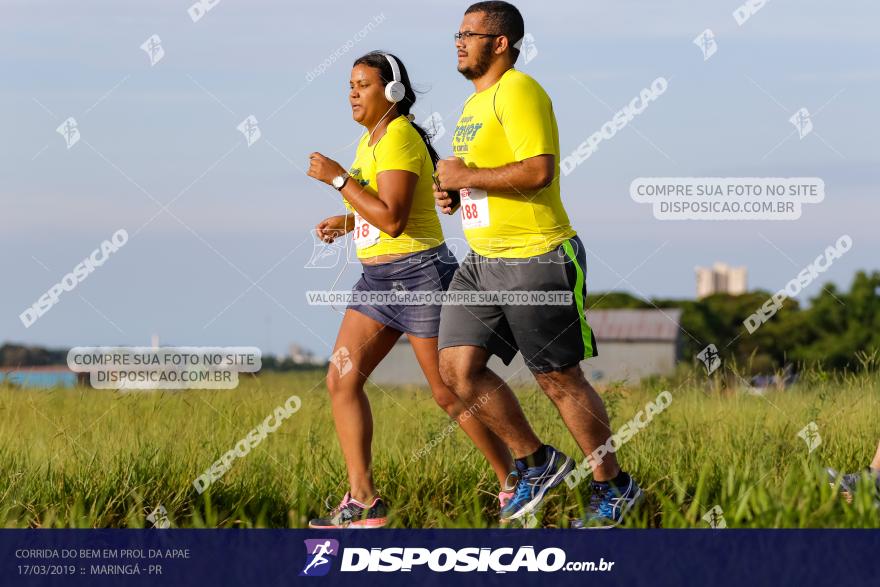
[1,368,878,528]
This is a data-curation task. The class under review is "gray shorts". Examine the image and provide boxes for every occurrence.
[349,243,458,338]
[438,235,597,373]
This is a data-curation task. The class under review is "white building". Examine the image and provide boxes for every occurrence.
[695,263,747,298]
[288,344,319,365]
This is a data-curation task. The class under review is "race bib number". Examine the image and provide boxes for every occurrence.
[353,213,380,249]
[460,187,490,229]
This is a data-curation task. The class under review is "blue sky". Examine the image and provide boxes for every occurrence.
[2,0,878,359]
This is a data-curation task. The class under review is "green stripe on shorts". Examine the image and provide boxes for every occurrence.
[561,239,594,359]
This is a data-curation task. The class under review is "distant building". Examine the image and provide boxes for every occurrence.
[367,309,683,387]
[695,262,747,298]
[288,344,319,365]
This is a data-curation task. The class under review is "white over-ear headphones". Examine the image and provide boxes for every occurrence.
[383,53,406,103]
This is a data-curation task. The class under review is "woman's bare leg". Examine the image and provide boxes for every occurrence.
[326,310,401,503]
[871,440,880,471]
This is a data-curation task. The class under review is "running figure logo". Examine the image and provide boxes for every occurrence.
[797,421,822,453]
[300,539,339,577]
[237,115,262,147]
[789,108,813,139]
[140,34,165,66]
[696,344,722,375]
[693,29,717,61]
[514,32,538,64]
[702,505,727,529]
[56,117,80,149]
[422,112,446,142]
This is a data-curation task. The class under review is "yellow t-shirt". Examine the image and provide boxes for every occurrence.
[345,115,443,259]
[452,68,576,258]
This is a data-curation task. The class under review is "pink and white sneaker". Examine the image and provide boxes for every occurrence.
[309,492,388,529]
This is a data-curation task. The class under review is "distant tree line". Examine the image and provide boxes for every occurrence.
[0,344,325,372]
[260,355,326,372]
[6,270,877,374]
[0,344,67,367]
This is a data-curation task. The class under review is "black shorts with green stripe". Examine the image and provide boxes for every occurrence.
[438,235,597,373]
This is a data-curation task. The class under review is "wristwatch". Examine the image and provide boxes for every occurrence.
[332,173,350,191]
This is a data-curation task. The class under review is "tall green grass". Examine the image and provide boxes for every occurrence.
[0,369,877,528]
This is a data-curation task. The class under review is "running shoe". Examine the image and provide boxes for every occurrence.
[499,446,573,522]
[308,492,388,529]
[826,467,880,506]
[572,475,643,529]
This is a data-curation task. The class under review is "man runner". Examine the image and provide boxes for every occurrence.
[434,1,641,528]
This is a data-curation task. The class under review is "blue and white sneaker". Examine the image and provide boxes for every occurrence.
[499,446,574,522]
[572,475,643,529]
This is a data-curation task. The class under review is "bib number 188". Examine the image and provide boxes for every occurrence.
[460,187,490,229]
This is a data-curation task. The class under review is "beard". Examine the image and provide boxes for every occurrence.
[457,42,494,80]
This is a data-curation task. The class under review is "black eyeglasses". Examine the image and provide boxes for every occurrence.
[454,31,501,41]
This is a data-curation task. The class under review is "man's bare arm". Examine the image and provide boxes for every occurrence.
[434,154,554,194]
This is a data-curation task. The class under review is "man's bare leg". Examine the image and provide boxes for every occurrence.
[533,365,620,482]
[438,345,541,459]
[408,335,514,486]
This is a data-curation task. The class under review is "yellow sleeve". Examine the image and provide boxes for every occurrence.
[374,126,424,175]
[495,74,556,161]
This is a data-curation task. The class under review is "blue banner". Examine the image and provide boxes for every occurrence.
[2,529,877,586]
